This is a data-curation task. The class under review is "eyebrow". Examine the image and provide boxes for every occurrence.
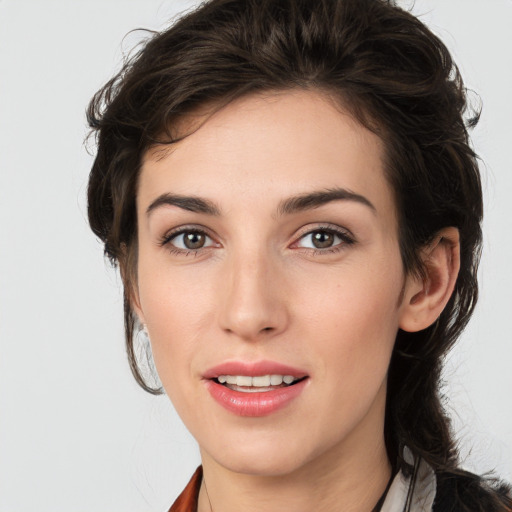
[146,193,221,216]
[277,187,376,216]
[146,187,376,217]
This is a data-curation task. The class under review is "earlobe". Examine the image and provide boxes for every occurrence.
[399,227,460,333]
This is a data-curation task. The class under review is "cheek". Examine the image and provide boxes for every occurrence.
[290,263,402,440]
[136,259,217,388]
[294,255,403,376]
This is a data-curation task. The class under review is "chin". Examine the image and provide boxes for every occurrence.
[200,427,322,477]
[215,450,308,477]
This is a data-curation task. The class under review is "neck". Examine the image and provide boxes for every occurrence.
[198,385,392,512]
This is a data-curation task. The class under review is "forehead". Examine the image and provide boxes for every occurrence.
[139,90,395,222]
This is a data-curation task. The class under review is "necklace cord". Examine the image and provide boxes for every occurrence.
[203,475,214,512]
[201,468,394,512]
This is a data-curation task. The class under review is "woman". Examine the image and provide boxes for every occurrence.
[86,0,512,510]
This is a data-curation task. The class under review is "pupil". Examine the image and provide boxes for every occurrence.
[312,231,334,249]
[184,232,205,249]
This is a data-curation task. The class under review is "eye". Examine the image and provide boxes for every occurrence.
[164,229,216,251]
[295,227,354,251]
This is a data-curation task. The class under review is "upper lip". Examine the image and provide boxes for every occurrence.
[203,360,308,380]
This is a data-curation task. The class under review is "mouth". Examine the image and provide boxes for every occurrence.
[213,374,307,393]
[203,361,309,417]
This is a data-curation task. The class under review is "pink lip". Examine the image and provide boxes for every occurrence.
[203,360,308,380]
[203,360,309,417]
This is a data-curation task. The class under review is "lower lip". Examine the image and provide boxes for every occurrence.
[205,379,308,417]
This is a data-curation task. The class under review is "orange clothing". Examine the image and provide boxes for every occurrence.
[168,466,202,512]
[167,461,512,511]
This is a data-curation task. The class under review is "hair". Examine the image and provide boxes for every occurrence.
[87,0,511,509]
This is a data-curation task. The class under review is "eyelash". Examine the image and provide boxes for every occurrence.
[159,226,217,256]
[293,224,355,256]
[159,224,356,256]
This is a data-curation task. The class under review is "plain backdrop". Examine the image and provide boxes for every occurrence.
[0,1,511,510]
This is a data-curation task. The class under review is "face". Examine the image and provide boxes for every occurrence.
[134,90,412,476]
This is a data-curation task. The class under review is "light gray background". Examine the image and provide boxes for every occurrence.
[0,1,511,510]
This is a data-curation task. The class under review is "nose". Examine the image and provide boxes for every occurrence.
[217,249,289,342]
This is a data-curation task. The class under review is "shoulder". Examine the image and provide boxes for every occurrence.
[433,470,512,512]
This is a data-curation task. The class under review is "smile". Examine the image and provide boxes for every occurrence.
[217,374,299,391]
[204,361,309,416]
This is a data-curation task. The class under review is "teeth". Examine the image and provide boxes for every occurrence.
[216,374,297,387]
[252,375,271,386]
[236,375,252,387]
[270,375,283,385]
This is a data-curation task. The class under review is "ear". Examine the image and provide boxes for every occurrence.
[399,227,460,333]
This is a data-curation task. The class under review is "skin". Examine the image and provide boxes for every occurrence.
[133,90,460,512]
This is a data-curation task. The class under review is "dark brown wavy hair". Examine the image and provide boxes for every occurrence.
[87,0,511,509]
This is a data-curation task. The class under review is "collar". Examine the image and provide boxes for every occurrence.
[381,449,437,512]
[169,451,437,512]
